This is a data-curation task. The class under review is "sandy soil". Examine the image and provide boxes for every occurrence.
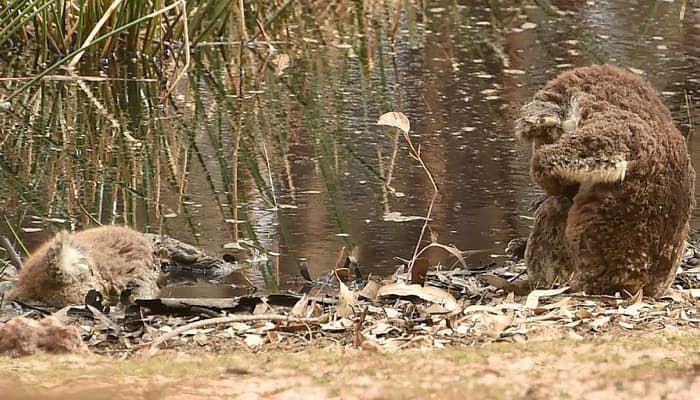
[1,331,697,400]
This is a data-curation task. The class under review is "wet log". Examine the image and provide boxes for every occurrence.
[136,294,337,315]
[148,234,238,280]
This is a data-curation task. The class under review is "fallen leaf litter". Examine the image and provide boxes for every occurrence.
[1,234,697,357]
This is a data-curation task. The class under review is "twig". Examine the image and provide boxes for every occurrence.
[401,138,439,273]
[86,304,122,336]
[0,235,23,271]
[353,306,368,348]
[333,246,347,271]
[143,314,320,354]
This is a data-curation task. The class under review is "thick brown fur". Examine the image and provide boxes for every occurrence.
[0,316,87,357]
[7,225,160,306]
[516,64,695,297]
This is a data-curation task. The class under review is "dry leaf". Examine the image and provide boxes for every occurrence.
[229,322,250,332]
[250,322,276,334]
[382,211,426,222]
[244,334,265,348]
[618,321,635,329]
[336,279,356,318]
[425,303,450,314]
[478,274,530,296]
[589,316,611,329]
[290,294,309,317]
[575,309,593,320]
[320,318,354,332]
[416,243,468,270]
[253,302,270,315]
[193,332,208,345]
[410,258,430,285]
[377,281,459,312]
[622,301,650,317]
[377,111,410,134]
[335,268,351,282]
[525,287,570,309]
[487,312,515,338]
[368,322,400,336]
[358,281,381,300]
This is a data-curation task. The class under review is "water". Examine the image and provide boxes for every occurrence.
[0,0,698,294]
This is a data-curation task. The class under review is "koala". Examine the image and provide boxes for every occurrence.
[516,64,695,297]
[5,225,160,306]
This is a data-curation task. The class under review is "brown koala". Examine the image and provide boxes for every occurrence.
[516,64,695,297]
[6,225,160,306]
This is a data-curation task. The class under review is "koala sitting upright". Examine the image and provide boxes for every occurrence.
[516,64,695,297]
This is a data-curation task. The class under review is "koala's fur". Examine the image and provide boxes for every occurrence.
[6,225,160,306]
[516,64,695,297]
[0,316,87,357]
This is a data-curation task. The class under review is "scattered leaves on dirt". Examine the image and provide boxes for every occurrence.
[1,236,698,358]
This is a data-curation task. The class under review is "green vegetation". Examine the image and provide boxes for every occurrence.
[0,0,416,270]
[0,0,285,61]
[0,0,693,286]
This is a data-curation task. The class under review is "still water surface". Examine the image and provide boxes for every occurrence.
[1,1,698,295]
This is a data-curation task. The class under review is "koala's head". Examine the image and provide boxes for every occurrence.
[515,93,582,147]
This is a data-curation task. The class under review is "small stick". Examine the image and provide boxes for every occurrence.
[333,246,346,284]
[333,246,346,270]
[143,314,320,354]
[0,235,23,271]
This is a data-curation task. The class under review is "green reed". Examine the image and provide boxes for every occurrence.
[0,0,442,287]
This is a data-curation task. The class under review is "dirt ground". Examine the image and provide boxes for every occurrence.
[1,330,697,400]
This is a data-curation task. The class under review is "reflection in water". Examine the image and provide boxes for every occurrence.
[0,1,698,293]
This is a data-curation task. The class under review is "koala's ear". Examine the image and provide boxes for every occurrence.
[561,93,583,133]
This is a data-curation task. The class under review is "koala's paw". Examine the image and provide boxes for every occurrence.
[515,100,562,141]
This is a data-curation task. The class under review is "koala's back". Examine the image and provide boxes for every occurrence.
[71,226,157,287]
[8,225,159,306]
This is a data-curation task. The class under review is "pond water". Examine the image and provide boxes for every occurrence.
[0,0,698,295]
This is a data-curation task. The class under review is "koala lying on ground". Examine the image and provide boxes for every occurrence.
[2,225,240,307]
[516,64,695,297]
[5,225,161,306]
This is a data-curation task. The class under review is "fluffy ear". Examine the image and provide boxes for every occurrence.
[515,100,562,141]
[43,231,70,282]
[560,94,583,133]
[43,232,91,285]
